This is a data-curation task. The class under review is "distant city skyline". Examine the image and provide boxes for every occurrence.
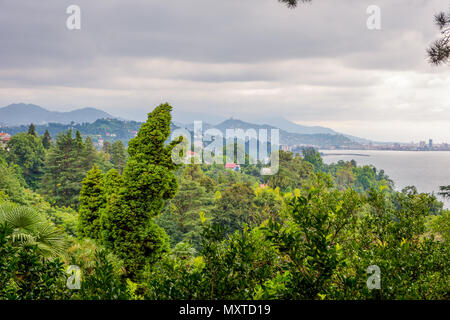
[0,0,449,143]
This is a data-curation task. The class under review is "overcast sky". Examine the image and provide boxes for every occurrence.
[1,0,449,142]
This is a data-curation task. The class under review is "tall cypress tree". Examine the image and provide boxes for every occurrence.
[101,103,182,276]
[103,168,123,198]
[78,164,105,239]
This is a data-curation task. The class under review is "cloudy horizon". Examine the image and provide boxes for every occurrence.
[1,0,449,143]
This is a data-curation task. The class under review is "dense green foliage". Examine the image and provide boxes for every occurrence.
[6,132,45,189]
[110,141,128,174]
[78,165,105,240]
[42,130,52,149]
[0,224,69,300]
[0,103,448,300]
[40,130,110,208]
[2,1,449,301]
[4,118,142,145]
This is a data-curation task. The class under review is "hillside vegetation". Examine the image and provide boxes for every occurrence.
[0,104,448,300]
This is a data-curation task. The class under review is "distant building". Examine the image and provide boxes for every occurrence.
[429,139,433,149]
[0,132,11,148]
[280,145,290,152]
[186,150,197,161]
[225,163,241,172]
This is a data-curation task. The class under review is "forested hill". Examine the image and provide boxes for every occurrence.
[0,102,362,148]
[2,119,143,144]
[2,117,357,148]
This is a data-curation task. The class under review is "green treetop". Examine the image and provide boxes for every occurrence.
[6,133,45,190]
[111,140,128,174]
[102,141,112,155]
[101,103,183,276]
[78,164,106,240]
[42,130,52,149]
[28,123,37,137]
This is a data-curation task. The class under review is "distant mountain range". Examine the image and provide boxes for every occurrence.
[176,118,357,148]
[249,117,338,135]
[0,103,115,126]
[0,103,369,148]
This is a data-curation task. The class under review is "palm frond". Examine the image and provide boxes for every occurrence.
[0,204,42,231]
[0,203,69,258]
[10,230,36,244]
[34,223,68,257]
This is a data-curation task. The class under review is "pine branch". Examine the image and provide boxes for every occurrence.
[279,0,312,9]
[428,11,450,65]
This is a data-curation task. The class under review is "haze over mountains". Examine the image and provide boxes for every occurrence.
[0,103,366,147]
[0,103,115,126]
[1,103,339,134]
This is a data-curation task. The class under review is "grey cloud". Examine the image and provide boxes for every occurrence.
[1,0,444,67]
[0,0,449,142]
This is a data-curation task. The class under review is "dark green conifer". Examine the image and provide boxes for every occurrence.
[111,140,127,174]
[78,164,105,239]
[28,123,37,136]
[42,130,52,149]
[101,103,182,276]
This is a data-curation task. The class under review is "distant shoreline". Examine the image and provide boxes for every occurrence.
[319,149,450,153]
[321,153,370,157]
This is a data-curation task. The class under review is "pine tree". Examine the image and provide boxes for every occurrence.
[28,123,37,137]
[111,140,127,174]
[102,141,112,155]
[83,136,98,172]
[74,131,84,156]
[41,130,87,207]
[101,103,182,276]
[78,164,106,239]
[279,0,311,9]
[42,130,52,149]
[41,131,72,205]
[41,130,112,207]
